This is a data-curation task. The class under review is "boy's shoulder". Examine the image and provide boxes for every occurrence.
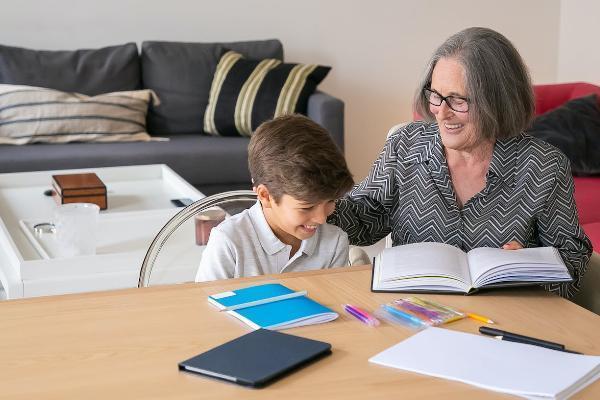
[212,207,255,239]
[317,222,348,243]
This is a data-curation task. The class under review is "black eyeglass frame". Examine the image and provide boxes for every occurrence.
[423,88,471,113]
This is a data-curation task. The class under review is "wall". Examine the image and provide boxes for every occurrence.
[0,0,562,179]
[557,0,600,85]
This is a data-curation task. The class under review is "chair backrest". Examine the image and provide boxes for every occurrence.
[533,82,600,115]
[138,190,257,287]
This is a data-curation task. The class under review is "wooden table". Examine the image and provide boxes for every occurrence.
[1,265,599,399]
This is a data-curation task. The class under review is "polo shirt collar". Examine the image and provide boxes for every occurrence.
[248,201,319,257]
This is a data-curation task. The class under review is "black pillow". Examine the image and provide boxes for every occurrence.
[203,51,330,137]
[0,43,140,96]
[527,94,600,175]
[141,39,283,135]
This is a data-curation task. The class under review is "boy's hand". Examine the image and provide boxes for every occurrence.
[502,241,523,250]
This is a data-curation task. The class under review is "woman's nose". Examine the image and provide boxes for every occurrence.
[435,99,454,117]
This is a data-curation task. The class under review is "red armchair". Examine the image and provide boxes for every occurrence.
[532,82,600,252]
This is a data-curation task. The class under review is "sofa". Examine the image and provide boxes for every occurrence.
[0,40,344,195]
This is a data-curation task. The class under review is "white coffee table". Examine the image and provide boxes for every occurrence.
[0,164,204,299]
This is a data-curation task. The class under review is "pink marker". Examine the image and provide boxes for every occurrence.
[343,304,380,326]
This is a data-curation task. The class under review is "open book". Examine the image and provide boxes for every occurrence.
[372,242,572,294]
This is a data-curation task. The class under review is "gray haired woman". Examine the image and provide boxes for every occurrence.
[330,27,591,298]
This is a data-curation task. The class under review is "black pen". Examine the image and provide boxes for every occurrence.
[479,326,581,354]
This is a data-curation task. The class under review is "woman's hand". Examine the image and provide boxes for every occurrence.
[502,241,523,250]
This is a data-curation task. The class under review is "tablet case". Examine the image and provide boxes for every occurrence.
[178,329,332,387]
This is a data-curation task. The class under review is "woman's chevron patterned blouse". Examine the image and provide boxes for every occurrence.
[330,121,592,298]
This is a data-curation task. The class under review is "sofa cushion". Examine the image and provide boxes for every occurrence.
[0,84,156,144]
[527,94,600,176]
[141,39,283,135]
[0,43,140,95]
[0,134,251,188]
[203,51,331,136]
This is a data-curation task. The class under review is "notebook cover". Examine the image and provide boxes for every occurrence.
[208,283,338,329]
[178,329,332,387]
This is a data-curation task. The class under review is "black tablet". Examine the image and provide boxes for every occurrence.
[178,329,331,387]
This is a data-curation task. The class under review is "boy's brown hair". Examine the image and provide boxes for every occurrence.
[248,114,354,203]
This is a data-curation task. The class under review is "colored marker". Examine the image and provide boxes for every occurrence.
[394,299,443,322]
[382,304,425,327]
[343,304,380,326]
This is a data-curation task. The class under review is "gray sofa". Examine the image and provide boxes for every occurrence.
[0,40,344,195]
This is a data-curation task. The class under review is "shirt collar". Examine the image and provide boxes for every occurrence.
[403,123,519,187]
[248,201,319,257]
[403,123,438,167]
[486,134,519,187]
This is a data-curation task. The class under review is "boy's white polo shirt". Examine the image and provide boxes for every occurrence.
[196,202,349,282]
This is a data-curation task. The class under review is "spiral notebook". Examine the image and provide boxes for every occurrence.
[208,283,338,330]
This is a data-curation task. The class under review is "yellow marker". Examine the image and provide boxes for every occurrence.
[467,312,495,324]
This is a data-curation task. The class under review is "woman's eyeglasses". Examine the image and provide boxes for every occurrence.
[423,88,470,113]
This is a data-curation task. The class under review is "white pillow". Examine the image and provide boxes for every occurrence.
[0,84,159,145]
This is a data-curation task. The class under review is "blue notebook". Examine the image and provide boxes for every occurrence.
[207,283,338,330]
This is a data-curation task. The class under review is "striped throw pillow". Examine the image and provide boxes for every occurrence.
[204,51,330,137]
[0,84,159,145]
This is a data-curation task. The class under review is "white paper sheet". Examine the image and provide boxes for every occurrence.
[369,327,600,399]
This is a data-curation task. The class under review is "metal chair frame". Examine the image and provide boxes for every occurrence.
[138,190,257,287]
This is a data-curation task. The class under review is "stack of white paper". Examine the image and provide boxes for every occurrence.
[369,327,600,399]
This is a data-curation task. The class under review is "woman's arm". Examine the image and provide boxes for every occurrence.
[537,156,592,299]
[329,132,400,246]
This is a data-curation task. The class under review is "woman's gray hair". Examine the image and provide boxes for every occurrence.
[414,27,535,140]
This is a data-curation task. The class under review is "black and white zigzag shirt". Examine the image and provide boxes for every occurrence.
[330,121,592,298]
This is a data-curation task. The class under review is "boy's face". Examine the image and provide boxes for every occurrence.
[256,185,336,246]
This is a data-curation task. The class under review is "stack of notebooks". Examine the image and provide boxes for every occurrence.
[208,283,338,330]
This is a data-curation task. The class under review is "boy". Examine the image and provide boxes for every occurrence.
[196,114,354,281]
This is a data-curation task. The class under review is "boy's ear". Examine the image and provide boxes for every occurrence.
[255,184,273,208]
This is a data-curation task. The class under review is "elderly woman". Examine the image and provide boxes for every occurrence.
[330,27,592,298]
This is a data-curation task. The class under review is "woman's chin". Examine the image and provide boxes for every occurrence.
[440,131,466,149]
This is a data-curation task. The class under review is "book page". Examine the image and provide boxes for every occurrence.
[369,327,600,399]
[467,247,570,287]
[373,242,471,292]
